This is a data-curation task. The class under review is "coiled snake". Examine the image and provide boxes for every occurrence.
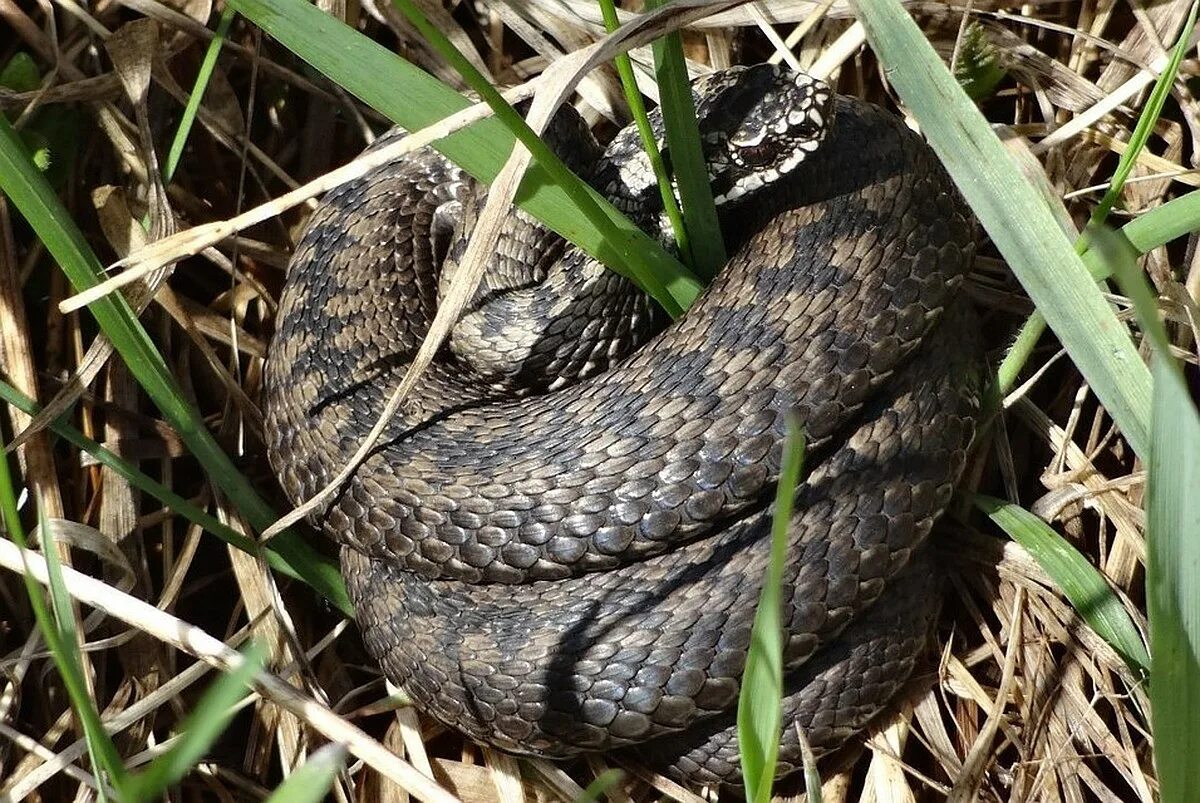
[264,65,985,785]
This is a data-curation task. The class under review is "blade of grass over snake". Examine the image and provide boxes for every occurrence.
[854,0,1153,457]
[738,416,806,803]
[227,0,702,317]
[643,0,727,280]
[0,115,351,615]
[0,379,347,611]
[596,0,689,257]
[974,495,1149,677]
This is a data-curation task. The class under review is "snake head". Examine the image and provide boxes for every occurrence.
[694,64,834,204]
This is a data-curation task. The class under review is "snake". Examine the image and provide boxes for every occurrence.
[263,64,986,785]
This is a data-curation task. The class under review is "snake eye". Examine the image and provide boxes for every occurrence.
[737,141,776,168]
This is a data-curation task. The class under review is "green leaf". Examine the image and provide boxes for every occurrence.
[974,495,1150,677]
[164,6,237,184]
[953,24,1006,101]
[126,644,267,802]
[574,768,624,803]
[1094,177,1200,803]
[1147,356,1200,802]
[264,744,347,803]
[0,52,40,92]
[596,0,688,260]
[738,416,805,802]
[641,0,725,280]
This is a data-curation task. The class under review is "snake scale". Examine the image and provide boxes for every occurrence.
[264,65,986,785]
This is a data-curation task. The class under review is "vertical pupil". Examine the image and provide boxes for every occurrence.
[743,143,772,166]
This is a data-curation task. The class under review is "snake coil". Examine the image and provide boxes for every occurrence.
[264,65,985,785]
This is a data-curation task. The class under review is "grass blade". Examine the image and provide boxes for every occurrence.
[1095,208,1200,803]
[164,5,237,184]
[738,416,805,802]
[264,743,347,803]
[642,0,725,279]
[596,0,688,256]
[125,644,267,801]
[975,495,1149,677]
[0,462,129,797]
[855,0,1153,457]
[1147,354,1200,801]
[574,768,624,803]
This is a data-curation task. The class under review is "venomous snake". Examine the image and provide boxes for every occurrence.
[264,65,986,785]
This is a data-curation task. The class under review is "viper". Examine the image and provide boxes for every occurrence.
[264,64,985,785]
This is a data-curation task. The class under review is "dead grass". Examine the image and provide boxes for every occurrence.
[0,0,1191,800]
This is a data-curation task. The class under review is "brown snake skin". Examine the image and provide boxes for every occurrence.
[264,66,986,785]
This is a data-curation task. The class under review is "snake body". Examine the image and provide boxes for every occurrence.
[264,65,985,784]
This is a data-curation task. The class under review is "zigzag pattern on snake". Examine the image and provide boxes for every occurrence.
[263,64,986,785]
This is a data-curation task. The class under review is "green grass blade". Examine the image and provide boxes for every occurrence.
[0,114,350,614]
[855,0,1153,457]
[738,416,805,802]
[264,743,347,803]
[125,643,267,801]
[641,0,725,279]
[596,0,688,256]
[1089,4,1197,228]
[574,768,624,803]
[1147,354,1200,801]
[164,5,237,184]
[1093,206,1200,802]
[974,495,1149,676]
[226,0,701,316]
[1109,188,1200,259]
[36,510,130,802]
